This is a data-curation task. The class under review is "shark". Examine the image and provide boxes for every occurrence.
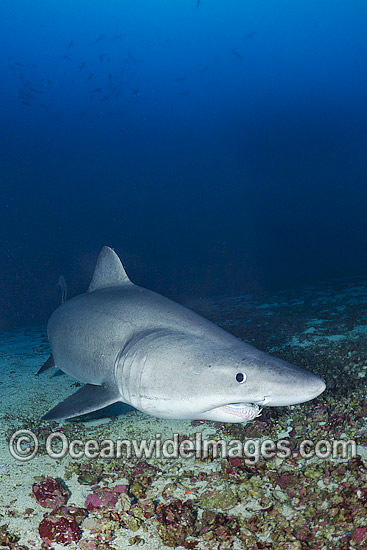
[38,246,326,422]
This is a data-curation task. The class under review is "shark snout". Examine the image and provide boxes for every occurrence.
[261,370,326,407]
[298,374,326,402]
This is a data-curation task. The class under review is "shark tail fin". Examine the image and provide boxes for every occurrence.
[88,246,131,292]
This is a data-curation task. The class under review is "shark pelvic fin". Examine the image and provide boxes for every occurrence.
[36,355,56,376]
[41,383,121,421]
[88,246,130,292]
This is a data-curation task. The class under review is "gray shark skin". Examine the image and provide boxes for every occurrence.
[40,246,326,423]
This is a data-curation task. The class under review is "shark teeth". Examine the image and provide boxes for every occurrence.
[218,403,262,421]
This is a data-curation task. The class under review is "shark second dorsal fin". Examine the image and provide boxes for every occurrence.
[88,246,131,292]
[57,275,67,303]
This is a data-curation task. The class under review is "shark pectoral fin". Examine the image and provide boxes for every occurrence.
[41,384,121,421]
[36,355,56,376]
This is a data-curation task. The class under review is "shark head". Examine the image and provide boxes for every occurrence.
[117,329,326,423]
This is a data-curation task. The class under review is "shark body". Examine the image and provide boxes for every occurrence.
[39,246,325,422]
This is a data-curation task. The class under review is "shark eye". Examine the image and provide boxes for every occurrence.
[236,372,246,383]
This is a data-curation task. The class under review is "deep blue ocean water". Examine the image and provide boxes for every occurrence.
[1,0,366,330]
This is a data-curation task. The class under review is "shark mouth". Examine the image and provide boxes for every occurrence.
[217,403,262,421]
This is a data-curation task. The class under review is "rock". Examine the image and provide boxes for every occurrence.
[85,487,119,511]
[32,477,69,510]
[156,499,197,547]
[38,512,81,545]
[199,488,238,510]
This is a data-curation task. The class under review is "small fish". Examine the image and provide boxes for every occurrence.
[127,52,143,63]
[94,34,105,44]
[79,62,86,72]
[196,0,200,7]
[99,53,106,62]
[87,72,94,81]
[18,89,32,99]
[231,48,243,60]
[67,40,75,49]
[272,56,282,64]
[100,95,109,101]
[90,87,102,93]
[241,31,258,41]
[46,111,62,122]
[63,54,72,61]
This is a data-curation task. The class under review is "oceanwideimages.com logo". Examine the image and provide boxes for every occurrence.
[9,430,356,464]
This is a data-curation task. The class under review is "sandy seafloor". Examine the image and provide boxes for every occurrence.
[1,278,367,550]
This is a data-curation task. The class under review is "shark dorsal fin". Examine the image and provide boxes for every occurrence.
[88,246,131,292]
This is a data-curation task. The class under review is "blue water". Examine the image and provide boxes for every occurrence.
[1,0,367,329]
